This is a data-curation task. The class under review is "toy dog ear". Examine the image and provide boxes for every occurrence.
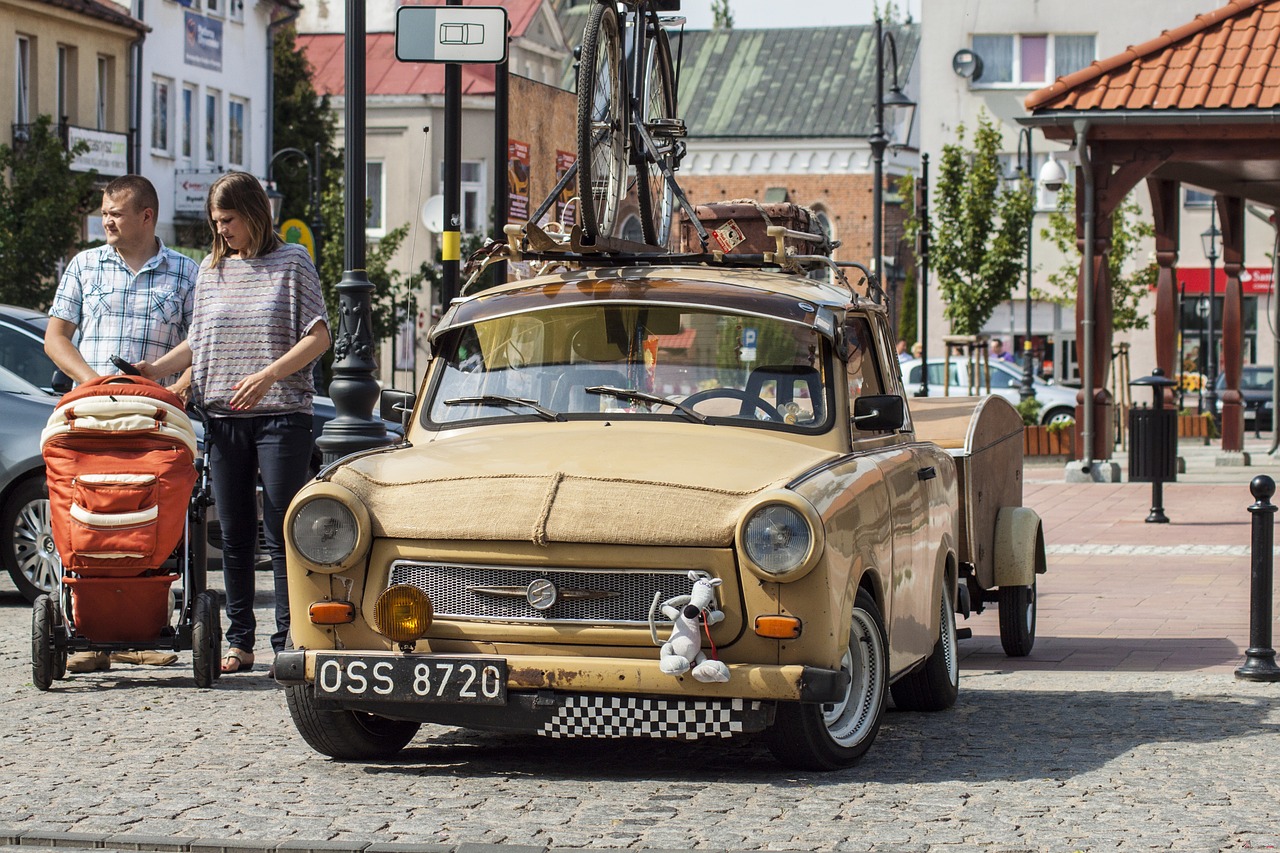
[682,603,701,619]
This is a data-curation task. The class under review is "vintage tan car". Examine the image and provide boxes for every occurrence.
[276,262,1044,770]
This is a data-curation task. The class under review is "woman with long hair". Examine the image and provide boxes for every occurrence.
[142,171,329,675]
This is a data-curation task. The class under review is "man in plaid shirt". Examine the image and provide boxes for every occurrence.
[44,174,199,673]
[46,174,198,394]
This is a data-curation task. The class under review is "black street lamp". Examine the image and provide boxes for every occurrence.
[870,18,916,296]
[1201,205,1220,423]
[267,143,324,265]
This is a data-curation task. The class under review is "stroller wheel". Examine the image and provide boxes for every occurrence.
[192,591,222,688]
[32,594,56,691]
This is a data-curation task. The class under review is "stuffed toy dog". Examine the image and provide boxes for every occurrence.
[650,571,730,683]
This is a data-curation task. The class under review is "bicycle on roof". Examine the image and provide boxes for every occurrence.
[575,0,687,249]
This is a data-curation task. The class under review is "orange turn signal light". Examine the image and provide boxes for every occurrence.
[754,615,802,639]
[309,600,356,625]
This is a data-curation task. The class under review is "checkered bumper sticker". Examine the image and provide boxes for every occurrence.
[539,695,768,740]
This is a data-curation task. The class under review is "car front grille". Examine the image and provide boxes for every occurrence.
[387,561,697,625]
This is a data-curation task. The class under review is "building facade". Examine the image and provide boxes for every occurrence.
[918,0,1273,389]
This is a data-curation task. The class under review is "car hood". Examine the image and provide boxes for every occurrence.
[326,422,840,548]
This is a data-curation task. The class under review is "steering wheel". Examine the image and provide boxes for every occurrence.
[681,388,782,421]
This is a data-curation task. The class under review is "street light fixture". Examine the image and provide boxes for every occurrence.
[1201,205,1220,422]
[267,143,324,264]
[870,17,916,296]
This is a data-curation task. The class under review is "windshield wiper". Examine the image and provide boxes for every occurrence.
[444,395,560,421]
[585,386,707,423]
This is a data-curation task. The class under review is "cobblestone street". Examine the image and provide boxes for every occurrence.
[3,437,1280,852]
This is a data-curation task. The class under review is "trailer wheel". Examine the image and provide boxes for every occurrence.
[998,579,1037,657]
[285,683,420,760]
[764,588,887,770]
[891,583,959,711]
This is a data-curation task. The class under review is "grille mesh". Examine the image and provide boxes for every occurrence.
[388,562,696,624]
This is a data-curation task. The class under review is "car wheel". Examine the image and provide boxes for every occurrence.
[765,588,887,770]
[32,594,56,691]
[285,683,420,760]
[3,476,59,603]
[1042,407,1075,426]
[998,578,1037,657]
[890,583,959,712]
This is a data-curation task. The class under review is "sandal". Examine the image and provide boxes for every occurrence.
[221,648,255,673]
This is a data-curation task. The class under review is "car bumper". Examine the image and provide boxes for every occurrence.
[275,648,848,707]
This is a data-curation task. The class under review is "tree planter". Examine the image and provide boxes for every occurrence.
[1177,413,1211,438]
[1024,425,1075,457]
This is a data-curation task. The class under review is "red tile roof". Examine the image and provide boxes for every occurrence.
[299,0,544,98]
[1026,0,1280,111]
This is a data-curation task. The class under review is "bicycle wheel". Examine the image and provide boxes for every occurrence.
[636,25,677,248]
[576,1,626,244]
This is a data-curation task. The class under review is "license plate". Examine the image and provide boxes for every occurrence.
[314,654,507,705]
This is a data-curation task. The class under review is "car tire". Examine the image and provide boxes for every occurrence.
[764,588,887,770]
[3,476,59,603]
[285,683,421,760]
[890,583,959,712]
[998,578,1037,657]
[1042,407,1075,426]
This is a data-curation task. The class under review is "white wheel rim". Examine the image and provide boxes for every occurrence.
[822,607,885,747]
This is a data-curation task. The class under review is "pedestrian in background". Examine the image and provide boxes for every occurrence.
[990,338,1016,363]
[45,174,198,673]
[896,339,910,363]
[141,171,329,677]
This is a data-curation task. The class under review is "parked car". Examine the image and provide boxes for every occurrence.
[1215,366,1273,430]
[0,364,60,600]
[900,356,1077,425]
[0,304,59,393]
[277,258,1046,770]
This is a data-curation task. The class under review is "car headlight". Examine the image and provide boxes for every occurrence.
[288,485,371,573]
[737,494,823,582]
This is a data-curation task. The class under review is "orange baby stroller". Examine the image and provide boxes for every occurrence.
[31,373,222,689]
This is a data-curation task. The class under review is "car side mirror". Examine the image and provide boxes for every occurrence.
[51,369,73,394]
[852,394,905,431]
[380,388,416,430]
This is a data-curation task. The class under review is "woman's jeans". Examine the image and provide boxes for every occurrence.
[207,413,314,655]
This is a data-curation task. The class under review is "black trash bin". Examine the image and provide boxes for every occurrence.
[1128,405,1177,483]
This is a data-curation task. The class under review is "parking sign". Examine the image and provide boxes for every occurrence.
[395,6,509,64]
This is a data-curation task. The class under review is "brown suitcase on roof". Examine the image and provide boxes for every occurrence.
[678,201,831,256]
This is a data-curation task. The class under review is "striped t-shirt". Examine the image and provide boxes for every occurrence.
[189,242,327,417]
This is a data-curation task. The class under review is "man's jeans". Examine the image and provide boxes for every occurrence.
[207,413,313,655]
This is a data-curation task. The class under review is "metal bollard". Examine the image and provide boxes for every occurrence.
[1235,475,1280,681]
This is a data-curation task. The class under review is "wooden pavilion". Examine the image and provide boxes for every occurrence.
[1022,0,1280,466]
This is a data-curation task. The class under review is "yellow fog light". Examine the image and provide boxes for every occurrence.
[374,585,434,644]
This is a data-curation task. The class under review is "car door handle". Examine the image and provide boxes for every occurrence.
[917,466,937,481]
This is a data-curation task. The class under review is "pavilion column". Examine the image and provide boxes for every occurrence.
[1218,194,1246,451]
[1074,218,1116,461]
[1148,177,1181,405]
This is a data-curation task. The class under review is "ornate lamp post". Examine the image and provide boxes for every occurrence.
[266,143,324,264]
[316,0,391,464]
[870,18,916,295]
[1201,207,1221,422]
[1012,128,1036,401]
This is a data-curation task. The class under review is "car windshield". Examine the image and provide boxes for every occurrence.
[1219,368,1274,391]
[426,304,833,432]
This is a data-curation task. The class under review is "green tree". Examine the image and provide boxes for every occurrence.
[1039,183,1156,333]
[271,25,340,231]
[712,0,734,29]
[924,113,1034,336]
[0,116,99,306]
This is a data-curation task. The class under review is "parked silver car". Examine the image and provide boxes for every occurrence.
[899,357,1077,425]
[0,364,59,600]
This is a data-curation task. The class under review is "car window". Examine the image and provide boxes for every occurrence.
[0,320,56,391]
[427,304,834,432]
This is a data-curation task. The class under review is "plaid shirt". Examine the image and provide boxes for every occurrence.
[50,239,199,380]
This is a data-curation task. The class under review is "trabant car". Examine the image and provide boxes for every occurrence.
[277,262,1045,770]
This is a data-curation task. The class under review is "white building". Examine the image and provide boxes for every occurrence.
[918,0,1275,387]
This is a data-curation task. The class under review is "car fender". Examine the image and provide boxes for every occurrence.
[992,506,1047,588]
